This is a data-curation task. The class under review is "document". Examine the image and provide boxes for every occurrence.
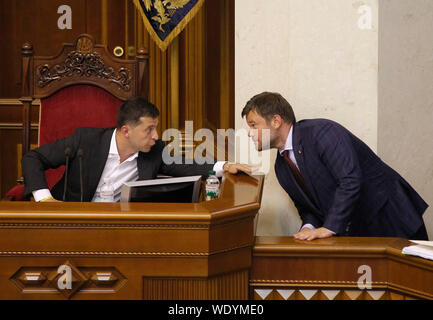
[402,240,433,261]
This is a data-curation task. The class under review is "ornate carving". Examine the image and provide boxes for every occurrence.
[47,261,88,299]
[37,51,132,91]
[252,288,390,300]
[76,36,93,54]
[10,264,126,299]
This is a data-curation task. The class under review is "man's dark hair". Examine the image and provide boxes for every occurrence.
[241,92,296,124]
[116,97,160,129]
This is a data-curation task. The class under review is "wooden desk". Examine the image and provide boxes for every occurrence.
[0,173,264,300]
[251,236,433,300]
[3,173,433,301]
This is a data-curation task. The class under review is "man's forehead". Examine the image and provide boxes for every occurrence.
[139,116,158,126]
[246,110,264,122]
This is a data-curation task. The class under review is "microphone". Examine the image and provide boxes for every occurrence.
[77,149,84,202]
[63,147,71,201]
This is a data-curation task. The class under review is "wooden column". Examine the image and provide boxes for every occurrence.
[19,43,33,157]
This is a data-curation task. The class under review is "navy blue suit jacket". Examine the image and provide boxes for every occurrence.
[22,127,214,201]
[275,119,428,238]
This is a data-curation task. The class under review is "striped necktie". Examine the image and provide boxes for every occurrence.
[283,150,315,203]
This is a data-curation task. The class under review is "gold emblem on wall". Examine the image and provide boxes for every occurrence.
[76,35,93,54]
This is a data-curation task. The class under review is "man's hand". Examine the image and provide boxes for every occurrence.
[294,227,334,241]
[42,198,61,202]
[223,163,256,175]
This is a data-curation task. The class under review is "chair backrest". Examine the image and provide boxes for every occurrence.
[20,34,149,189]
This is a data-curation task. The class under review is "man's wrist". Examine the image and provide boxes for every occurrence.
[301,223,315,231]
[39,196,54,202]
[33,189,53,202]
[213,161,226,177]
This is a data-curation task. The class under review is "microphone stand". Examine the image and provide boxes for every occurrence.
[77,149,84,202]
[63,147,71,201]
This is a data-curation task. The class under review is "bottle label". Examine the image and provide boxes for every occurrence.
[206,185,219,199]
[100,191,114,202]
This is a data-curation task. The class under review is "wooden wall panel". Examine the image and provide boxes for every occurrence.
[0,100,39,199]
[0,0,88,98]
[143,270,249,300]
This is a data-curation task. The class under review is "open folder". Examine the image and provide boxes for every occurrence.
[402,240,433,261]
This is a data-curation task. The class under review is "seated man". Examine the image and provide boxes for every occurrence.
[23,97,252,202]
[242,92,429,241]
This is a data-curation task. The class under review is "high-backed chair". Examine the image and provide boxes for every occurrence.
[5,34,148,200]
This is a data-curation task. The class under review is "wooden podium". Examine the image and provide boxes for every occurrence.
[0,173,264,300]
[2,172,433,300]
[251,236,433,300]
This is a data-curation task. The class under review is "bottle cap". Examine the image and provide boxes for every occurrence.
[208,170,216,175]
[104,177,111,183]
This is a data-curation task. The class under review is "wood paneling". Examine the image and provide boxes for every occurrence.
[0,0,88,98]
[143,270,249,300]
[0,174,264,299]
[250,236,433,300]
[0,100,39,199]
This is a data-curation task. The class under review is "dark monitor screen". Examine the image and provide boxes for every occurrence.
[120,175,202,203]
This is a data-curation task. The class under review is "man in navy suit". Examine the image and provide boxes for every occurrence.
[242,92,428,241]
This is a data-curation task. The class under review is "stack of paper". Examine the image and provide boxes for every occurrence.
[402,240,433,261]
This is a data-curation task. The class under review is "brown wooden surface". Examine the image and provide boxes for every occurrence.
[251,236,433,300]
[0,173,264,299]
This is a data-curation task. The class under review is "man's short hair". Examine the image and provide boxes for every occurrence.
[241,92,296,124]
[116,97,160,129]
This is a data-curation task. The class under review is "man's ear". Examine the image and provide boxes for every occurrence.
[271,115,283,129]
[120,125,130,138]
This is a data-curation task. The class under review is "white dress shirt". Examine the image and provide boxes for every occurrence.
[92,130,139,202]
[33,130,226,202]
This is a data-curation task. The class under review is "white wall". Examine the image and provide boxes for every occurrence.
[235,0,296,235]
[378,0,433,238]
[235,0,382,236]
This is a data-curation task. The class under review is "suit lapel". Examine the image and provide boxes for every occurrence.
[137,152,156,180]
[292,123,321,211]
[86,128,114,199]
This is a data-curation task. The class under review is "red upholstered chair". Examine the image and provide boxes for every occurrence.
[5,34,148,200]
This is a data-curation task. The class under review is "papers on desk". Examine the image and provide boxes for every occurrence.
[402,240,433,261]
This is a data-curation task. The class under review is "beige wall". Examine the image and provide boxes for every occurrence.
[378,0,433,238]
[236,0,432,237]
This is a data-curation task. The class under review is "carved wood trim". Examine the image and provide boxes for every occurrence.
[0,244,251,257]
[250,279,388,287]
[0,123,38,130]
[36,51,132,91]
[10,263,127,299]
[249,282,433,300]
[0,98,40,106]
[0,222,209,229]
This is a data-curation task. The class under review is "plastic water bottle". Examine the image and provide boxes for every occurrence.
[100,177,115,202]
[205,171,220,201]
